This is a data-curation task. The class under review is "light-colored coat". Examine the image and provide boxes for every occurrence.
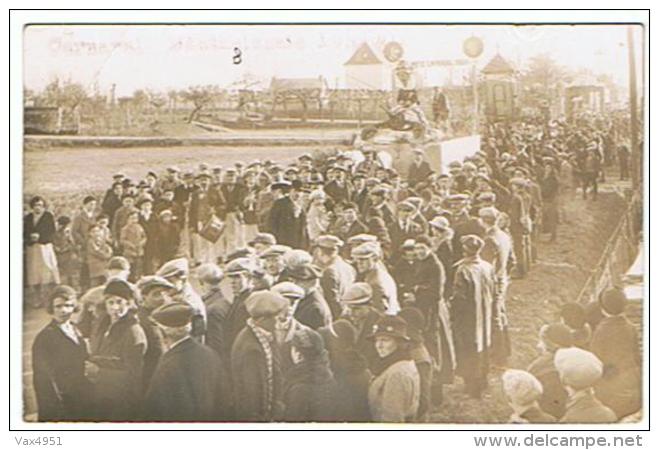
[361,263,400,315]
[368,360,420,422]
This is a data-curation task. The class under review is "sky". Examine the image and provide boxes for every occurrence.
[23,24,644,96]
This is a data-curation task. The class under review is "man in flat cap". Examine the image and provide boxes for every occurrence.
[231,291,289,421]
[248,232,277,256]
[333,202,369,246]
[286,256,333,330]
[156,258,206,341]
[270,281,313,371]
[389,200,424,255]
[449,234,496,398]
[312,235,356,318]
[352,242,400,316]
[259,244,291,285]
[143,302,228,421]
[222,257,257,357]
[554,347,617,423]
[136,275,177,390]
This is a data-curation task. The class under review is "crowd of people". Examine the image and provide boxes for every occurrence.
[24,112,641,423]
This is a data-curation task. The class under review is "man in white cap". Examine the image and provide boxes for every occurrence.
[554,347,617,423]
[156,257,206,340]
[450,234,496,399]
[270,281,312,370]
[351,242,400,316]
[223,257,257,353]
[312,235,356,318]
[502,369,556,423]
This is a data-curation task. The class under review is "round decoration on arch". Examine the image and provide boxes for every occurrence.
[463,36,484,58]
[383,41,404,63]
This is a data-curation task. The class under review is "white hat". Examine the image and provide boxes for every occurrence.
[502,369,543,406]
[554,347,603,390]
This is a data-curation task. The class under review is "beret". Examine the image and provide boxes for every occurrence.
[315,234,344,250]
[107,256,131,272]
[249,232,277,247]
[271,281,305,300]
[151,301,194,327]
[196,263,224,285]
[49,285,77,302]
[502,369,544,406]
[461,234,485,255]
[600,287,628,315]
[225,257,255,276]
[341,282,373,305]
[245,291,289,318]
[554,348,603,390]
[137,276,176,294]
[156,258,189,279]
[260,244,292,259]
[104,278,136,301]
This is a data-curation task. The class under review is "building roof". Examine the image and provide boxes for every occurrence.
[481,54,515,75]
[269,77,327,91]
[344,42,383,66]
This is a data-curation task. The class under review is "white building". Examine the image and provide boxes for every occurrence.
[343,42,387,90]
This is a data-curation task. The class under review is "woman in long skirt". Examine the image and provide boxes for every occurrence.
[24,196,60,307]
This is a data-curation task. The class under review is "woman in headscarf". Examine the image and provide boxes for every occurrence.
[86,278,147,421]
[281,327,338,421]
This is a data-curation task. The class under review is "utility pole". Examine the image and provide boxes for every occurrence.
[627,26,639,191]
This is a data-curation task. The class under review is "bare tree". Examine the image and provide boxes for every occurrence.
[179,85,216,123]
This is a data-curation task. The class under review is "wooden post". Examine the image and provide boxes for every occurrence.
[627,26,640,191]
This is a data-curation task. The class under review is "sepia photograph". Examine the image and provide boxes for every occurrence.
[14,11,647,430]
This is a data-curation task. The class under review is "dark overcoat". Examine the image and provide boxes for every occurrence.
[268,196,308,249]
[295,288,333,330]
[281,356,339,422]
[230,326,283,421]
[32,320,93,421]
[89,313,147,421]
[143,338,227,421]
